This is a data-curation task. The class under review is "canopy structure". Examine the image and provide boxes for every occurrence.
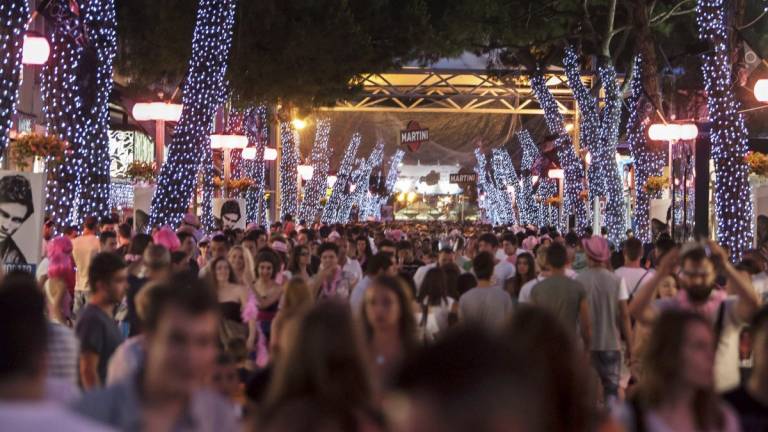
[299,55,590,167]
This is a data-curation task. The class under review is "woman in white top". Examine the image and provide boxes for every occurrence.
[416,267,457,340]
[616,310,740,432]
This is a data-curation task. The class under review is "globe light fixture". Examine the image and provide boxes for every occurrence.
[263,147,278,161]
[755,79,768,102]
[132,102,183,122]
[22,34,50,65]
[297,164,314,181]
[210,134,247,149]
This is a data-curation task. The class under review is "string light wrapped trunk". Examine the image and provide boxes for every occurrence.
[298,118,331,224]
[149,0,237,229]
[0,1,28,156]
[696,0,754,260]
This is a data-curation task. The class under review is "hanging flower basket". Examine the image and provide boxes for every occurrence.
[546,196,562,206]
[213,176,253,193]
[9,133,67,172]
[125,161,157,184]
[644,175,668,195]
[745,151,768,177]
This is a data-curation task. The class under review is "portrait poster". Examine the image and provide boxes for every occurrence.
[133,184,155,234]
[0,171,46,274]
[213,198,246,231]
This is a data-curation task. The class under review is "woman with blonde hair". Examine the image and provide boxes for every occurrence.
[228,245,256,287]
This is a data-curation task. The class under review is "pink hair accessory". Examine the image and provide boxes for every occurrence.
[153,226,181,252]
[271,241,288,253]
[47,236,73,257]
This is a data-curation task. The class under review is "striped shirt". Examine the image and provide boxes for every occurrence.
[47,322,79,385]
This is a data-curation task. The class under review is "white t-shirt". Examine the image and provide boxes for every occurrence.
[71,235,100,292]
[518,275,547,304]
[413,263,437,293]
[342,258,363,283]
[492,260,516,290]
[0,401,114,432]
[614,267,655,299]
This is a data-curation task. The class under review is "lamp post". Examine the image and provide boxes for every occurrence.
[132,102,183,165]
[210,134,247,198]
[648,122,698,240]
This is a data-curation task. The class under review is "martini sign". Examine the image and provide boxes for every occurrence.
[399,121,429,152]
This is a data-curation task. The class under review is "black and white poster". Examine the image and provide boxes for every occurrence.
[213,198,246,231]
[0,172,46,274]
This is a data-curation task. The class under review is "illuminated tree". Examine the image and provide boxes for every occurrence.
[696,0,753,260]
[298,118,331,224]
[0,1,28,155]
[149,0,237,229]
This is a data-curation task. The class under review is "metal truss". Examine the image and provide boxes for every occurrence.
[319,68,593,115]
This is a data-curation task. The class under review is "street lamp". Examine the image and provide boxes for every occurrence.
[297,164,314,181]
[755,79,768,102]
[132,102,183,165]
[210,134,247,198]
[648,122,698,240]
[21,33,49,65]
[292,118,307,130]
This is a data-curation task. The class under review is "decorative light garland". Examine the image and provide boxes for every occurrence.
[243,105,268,226]
[626,56,665,243]
[374,149,405,220]
[78,0,117,219]
[517,130,540,226]
[474,148,514,225]
[298,117,331,224]
[536,178,558,228]
[279,121,299,220]
[0,0,28,156]
[491,147,518,225]
[322,133,361,224]
[42,0,117,228]
[149,0,237,229]
[696,0,754,260]
[596,62,627,245]
[342,140,384,222]
[562,48,625,243]
[531,71,589,231]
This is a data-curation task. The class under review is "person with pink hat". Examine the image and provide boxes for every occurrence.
[576,235,633,403]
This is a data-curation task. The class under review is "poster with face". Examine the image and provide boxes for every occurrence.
[133,184,156,234]
[0,171,46,273]
[213,198,246,231]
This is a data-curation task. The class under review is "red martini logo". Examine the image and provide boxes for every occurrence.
[400,121,429,153]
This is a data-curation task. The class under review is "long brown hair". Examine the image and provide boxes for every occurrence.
[506,306,591,432]
[638,310,724,430]
[282,277,313,315]
[362,275,417,352]
[263,302,373,422]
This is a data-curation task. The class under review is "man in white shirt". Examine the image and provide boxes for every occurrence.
[335,236,363,283]
[501,233,519,268]
[413,247,456,293]
[0,273,111,432]
[477,233,515,291]
[614,237,654,300]
[71,216,101,317]
[519,244,550,303]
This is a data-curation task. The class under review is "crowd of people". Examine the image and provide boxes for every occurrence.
[1,213,768,431]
